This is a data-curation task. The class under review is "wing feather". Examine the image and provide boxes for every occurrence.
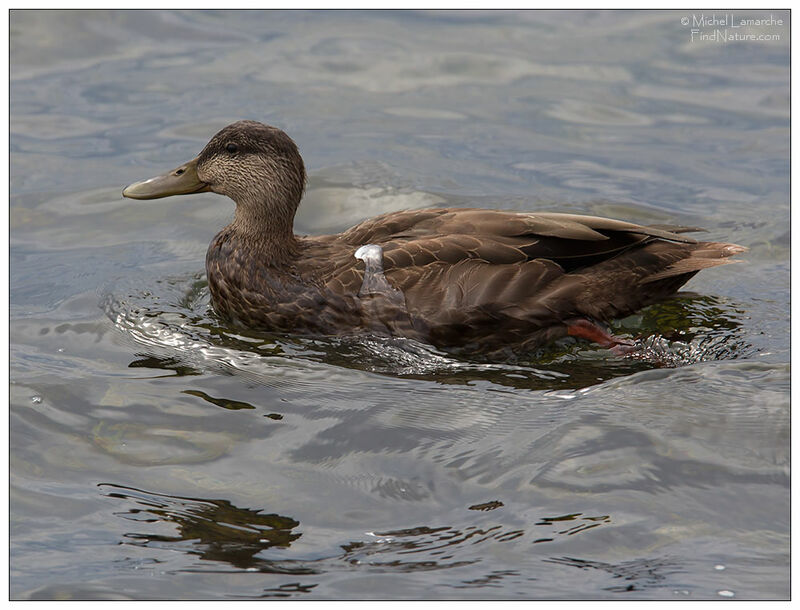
[302,207,744,347]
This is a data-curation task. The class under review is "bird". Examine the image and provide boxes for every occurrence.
[123,120,746,355]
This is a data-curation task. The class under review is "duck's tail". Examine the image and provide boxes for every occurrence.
[641,241,748,284]
[540,237,748,325]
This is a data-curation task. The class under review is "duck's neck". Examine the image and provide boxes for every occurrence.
[229,193,300,266]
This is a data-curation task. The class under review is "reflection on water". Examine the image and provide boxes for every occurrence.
[101,484,302,571]
[534,513,611,540]
[128,355,203,377]
[543,556,684,594]
[102,483,622,595]
[468,500,503,511]
[182,389,256,411]
[101,481,694,597]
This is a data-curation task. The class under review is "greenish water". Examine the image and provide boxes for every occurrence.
[10,9,789,600]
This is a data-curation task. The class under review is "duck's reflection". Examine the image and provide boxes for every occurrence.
[543,555,684,593]
[102,485,650,596]
[99,484,301,571]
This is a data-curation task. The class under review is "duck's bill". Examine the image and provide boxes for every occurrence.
[122,156,210,199]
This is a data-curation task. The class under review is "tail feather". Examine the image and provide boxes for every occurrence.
[646,224,708,235]
[642,241,747,284]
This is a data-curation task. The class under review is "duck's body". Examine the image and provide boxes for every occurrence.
[124,121,746,354]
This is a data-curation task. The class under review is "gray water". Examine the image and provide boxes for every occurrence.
[10,9,789,600]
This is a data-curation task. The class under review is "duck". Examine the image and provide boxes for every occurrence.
[123,120,746,355]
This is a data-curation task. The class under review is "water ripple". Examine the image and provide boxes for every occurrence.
[100,271,753,392]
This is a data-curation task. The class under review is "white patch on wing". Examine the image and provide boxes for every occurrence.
[354,244,405,307]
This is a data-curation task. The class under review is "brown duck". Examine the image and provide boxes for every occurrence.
[123,120,746,354]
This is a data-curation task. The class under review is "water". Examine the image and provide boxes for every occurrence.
[10,9,789,600]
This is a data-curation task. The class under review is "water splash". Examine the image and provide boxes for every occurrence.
[100,271,565,384]
[100,272,753,389]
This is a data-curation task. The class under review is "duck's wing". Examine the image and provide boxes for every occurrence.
[335,208,744,337]
[342,208,699,272]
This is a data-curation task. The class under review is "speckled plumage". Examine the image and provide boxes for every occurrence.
[124,120,746,354]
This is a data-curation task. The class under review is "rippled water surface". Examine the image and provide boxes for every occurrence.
[10,10,789,600]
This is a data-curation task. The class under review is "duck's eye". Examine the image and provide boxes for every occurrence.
[226,143,238,154]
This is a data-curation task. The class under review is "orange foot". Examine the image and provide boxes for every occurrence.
[566,318,637,355]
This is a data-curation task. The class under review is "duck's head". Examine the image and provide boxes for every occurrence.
[123,121,306,237]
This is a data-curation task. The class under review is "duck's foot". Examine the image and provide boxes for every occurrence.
[566,318,636,355]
